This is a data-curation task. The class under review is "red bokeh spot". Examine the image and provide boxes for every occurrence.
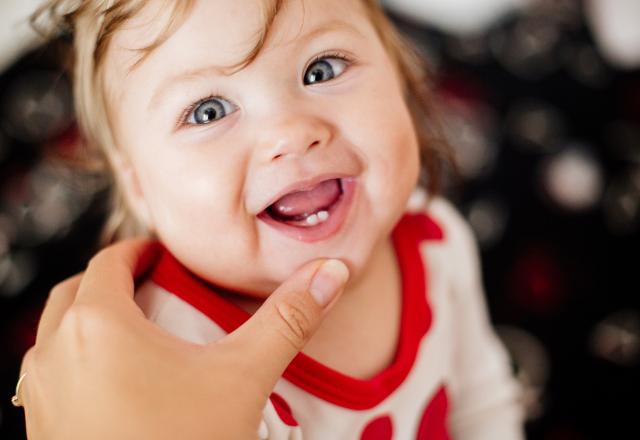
[509,247,568,315]
[438,71,490,108]
[360,414,393,440]
[416,386,450,440]
[269,392,298,427]
[48,124,81,158]
[7,305,41,358]
[544,425,586,440]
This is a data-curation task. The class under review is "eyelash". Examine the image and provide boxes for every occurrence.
[176,50,354,129]
[305,50,353,75]
[177,91,223,129]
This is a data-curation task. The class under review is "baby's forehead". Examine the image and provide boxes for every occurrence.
[102,0,373,114]
[107,0,368,75]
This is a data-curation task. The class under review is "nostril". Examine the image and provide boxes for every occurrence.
[271,139,321,161]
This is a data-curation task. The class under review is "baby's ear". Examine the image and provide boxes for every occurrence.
[110,150,155,232]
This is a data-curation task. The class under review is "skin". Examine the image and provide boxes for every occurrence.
[106,0,420,377]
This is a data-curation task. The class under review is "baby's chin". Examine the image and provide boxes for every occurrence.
[243,246,371,297]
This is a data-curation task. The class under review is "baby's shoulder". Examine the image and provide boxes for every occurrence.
[407,190,477,252]
[405,190,483,288]
[406,191,485,303]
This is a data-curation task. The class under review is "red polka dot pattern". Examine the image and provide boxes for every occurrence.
[360,414,393,440]
[269,392,298,427]
[416,386,450,440]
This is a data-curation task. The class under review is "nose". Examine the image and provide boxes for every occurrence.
[257,112,333,162]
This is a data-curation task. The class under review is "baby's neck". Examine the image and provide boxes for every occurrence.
[224,237,403,379]
[303,237,402,378]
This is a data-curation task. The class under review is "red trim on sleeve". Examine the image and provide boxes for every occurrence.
[150,213,443,410]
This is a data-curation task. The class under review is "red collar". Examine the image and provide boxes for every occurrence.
[150,213,443,410]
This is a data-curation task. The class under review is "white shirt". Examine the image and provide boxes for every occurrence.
[135,196,524,440]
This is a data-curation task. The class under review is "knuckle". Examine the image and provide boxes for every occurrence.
[48,276,79,302]
[87,249,109,270]
[21,347,35,371]
[59,304,106,345]
[276,301,313,351]
[49,281,67,300]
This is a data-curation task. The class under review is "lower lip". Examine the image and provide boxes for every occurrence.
[258,178,357,243]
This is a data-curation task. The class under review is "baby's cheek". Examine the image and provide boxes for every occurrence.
[375,121,419,190]
[161,218,266,288]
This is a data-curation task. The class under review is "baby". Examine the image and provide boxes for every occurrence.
[36,0,524,438]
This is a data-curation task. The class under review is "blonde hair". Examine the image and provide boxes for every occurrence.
[33,0,451,243]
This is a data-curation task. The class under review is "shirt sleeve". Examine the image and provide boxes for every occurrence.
[430,199,525,440]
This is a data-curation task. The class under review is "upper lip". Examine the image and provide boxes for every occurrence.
[256,173,350,215]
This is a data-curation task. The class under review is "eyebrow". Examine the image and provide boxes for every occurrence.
[147,20,365,110]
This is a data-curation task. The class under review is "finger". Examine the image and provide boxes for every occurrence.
[17,347,33,406]
[75,239,160,305]
[19,349,46,438]
[223,258,349,390]
[35,274,83,343]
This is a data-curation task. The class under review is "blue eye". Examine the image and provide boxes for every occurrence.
[187,97,236,125]
[303,56,349,85]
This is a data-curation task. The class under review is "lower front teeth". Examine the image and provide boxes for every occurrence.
[306,210,329,225]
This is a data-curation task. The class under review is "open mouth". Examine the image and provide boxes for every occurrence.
[257,177,356,242]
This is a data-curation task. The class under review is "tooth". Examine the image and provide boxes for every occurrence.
[306,214,319,225]
[317,210,329,221]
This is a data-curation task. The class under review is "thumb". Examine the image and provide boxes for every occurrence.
[223,258,349,391]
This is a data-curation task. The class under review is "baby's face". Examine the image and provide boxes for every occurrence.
[105,0,420,294]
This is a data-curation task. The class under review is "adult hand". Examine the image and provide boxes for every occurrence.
[17,239,349,439]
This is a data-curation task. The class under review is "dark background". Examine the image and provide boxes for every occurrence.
[1,2,639,438]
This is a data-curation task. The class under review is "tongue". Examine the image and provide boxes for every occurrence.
[270,179,340,218]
